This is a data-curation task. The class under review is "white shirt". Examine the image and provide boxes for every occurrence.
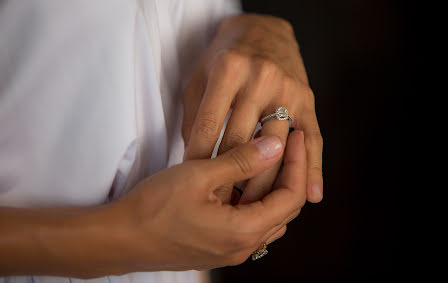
[0,0,240,282]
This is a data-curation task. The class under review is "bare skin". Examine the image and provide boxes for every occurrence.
[0,131,307,278]
[183,14,324,204]
[0,14,321,278]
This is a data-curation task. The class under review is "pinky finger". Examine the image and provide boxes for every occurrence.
[301,111,324,203]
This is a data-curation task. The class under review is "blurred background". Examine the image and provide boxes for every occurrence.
[212,0,407,281]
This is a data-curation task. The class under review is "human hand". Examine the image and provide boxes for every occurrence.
[182,14,323,205]
[116,130,307,272]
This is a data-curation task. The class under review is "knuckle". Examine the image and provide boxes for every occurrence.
[300,86,317,109]
[188,160,226,189]
[215,50,247,75]
[308,131,324,148]
[196,112,220,138]
[279,74,299,99]
[278,225,287,238]
[296,81,312,95]
[309,165,323,175]
[281,74,297,89]
[253,56,278,79]
[274,17,294,34]
[319,134,325,146]
[221,133,247,152]
[305,85,316,98]
[228,149,253,176]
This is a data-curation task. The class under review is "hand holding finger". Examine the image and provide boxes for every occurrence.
[119,133,285,270]
[223,129,307,260]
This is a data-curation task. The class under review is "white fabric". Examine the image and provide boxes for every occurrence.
[0,0,240,282]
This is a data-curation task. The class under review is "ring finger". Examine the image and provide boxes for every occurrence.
[238,106,292,204]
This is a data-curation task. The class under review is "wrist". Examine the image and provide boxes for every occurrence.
[0,202,143,278]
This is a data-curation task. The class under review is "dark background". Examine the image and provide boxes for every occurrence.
[212,0,406,282]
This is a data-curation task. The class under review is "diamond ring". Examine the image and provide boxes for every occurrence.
[251,242,268,261]
[260,106,293,128]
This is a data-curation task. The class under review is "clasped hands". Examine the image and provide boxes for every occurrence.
[0,14,324,278]
[182,15,323,204]
[108,14,323,273]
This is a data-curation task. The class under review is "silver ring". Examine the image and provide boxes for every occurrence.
[260,106,293,128]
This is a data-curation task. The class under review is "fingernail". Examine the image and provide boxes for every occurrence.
[255,136,282,159]
[311,184,323,200]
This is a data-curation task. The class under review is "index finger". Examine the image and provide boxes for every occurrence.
[234,130,307,231]
[183,55,246,160]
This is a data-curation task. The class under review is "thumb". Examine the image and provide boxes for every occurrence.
[207,135,283,186]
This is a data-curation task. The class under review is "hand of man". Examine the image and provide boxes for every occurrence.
[182,14,323,204]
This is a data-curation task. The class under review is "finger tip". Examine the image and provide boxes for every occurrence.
[288,130,305,149]
[308,195,323,203]
[307,183,323,203]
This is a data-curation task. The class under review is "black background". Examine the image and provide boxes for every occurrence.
[212,0,406,282]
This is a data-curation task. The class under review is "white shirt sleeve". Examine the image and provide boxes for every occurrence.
[0,0,241,282]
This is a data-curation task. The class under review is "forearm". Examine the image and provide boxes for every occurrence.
[0,203,138,278]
